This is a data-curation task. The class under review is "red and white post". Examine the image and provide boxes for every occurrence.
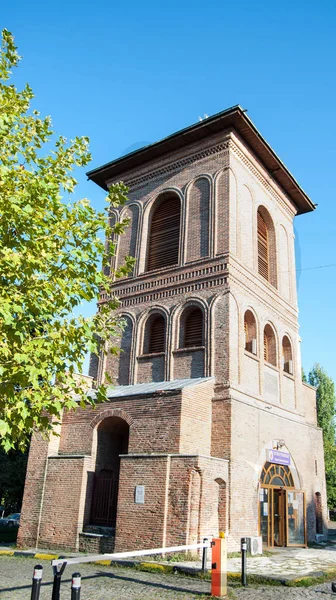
[211,533,227,598]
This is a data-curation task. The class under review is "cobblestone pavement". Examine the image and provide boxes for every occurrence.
[0,555,209,599]
[229,545,336,577]
[2,556,336,600]
[175,545,336,578]
[234,584,336,599]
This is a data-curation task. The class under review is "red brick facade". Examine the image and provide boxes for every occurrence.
[19,107,327,552]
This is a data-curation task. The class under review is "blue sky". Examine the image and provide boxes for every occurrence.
[2,0,336,382]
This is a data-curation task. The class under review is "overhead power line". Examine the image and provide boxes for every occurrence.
[296,263,336,273]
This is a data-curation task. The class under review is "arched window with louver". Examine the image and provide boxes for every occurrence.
[257,207,277,288]
[264,324,277,366]
[147,194,181,272]
[146,314,165,354]
[258,211,269,281]
[179,306,204,349]
[175,305,205,379]
[184,308,203,348]
[282,335,293,374]
[244,310,257,355]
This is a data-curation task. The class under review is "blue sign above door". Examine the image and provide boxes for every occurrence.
[267,449,291,466]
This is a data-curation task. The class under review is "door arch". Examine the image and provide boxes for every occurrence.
[259,461,306,547]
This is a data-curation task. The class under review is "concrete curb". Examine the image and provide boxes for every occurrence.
[0,549,62,560]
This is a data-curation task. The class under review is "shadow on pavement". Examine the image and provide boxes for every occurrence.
[0,568,209,597]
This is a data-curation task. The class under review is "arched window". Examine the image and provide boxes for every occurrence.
[264,324,277,366]
[145,314,165,354]
[258,211,269,280]
[257,207,277,287]
[260,462,294,487]
[183,307,204,348]
[282,336,293,374]
[118,316,133,385]
[244,310,257,354]
[147,194,181,272]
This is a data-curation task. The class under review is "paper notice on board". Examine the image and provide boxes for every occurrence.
[263,502,268,516]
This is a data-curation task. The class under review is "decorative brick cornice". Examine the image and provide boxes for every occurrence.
[121,141,230,190]
[111,134,296,221]
[112,276,228,308]
[99,263,228,305]
[107,263,227,298]
[228,139,296,218]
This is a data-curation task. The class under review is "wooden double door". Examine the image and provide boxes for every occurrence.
[259,487,306,547]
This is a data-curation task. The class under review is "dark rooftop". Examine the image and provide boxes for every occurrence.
[87,377,215,400]
[87,105,315,215]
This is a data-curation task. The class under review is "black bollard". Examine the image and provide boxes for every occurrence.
[241,537,247,587]
[71,572,81,600]
[30,564,43,600]
[52,562,67,600]
[201,538,209,573]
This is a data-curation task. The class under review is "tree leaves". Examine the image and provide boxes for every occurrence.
[0,30,133,450]
[308,363,336,507]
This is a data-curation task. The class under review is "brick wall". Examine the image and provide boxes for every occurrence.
[37,456,88,550]
[179,381,213,455]
[59,393,183,456]
[173,348,205,379]
[228,396,328,546]
[17,433,49,548]
[115,455,168,551]
[115,453,229,552]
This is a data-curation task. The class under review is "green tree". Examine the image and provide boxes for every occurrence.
[309,363,336,507]
[0,30,134,451]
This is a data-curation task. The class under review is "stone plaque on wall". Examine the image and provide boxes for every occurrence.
[135,485,145,504]
[264,369,279,400]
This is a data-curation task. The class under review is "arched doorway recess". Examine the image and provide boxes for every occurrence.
[259,461,306,547]
[90,417,129,528]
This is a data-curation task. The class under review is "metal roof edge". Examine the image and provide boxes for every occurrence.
[102,377,215,399]
[86,105,242,180]
[86,105,315,214]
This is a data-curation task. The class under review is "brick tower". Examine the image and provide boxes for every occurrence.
[19,106,327,552]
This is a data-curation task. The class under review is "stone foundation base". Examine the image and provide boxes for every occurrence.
[79,530,115,553]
